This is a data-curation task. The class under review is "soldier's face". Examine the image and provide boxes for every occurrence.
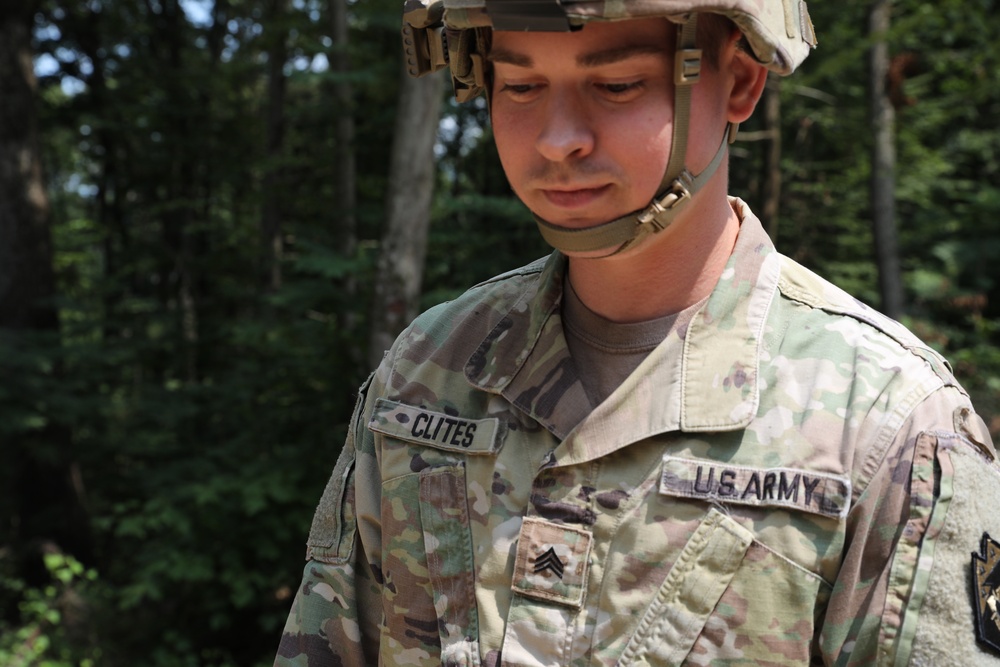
[490,18,679,231]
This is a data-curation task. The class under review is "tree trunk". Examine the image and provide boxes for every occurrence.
[761,74,782,241]
[367,67,444,368]
[869,0,904,319]
[331,0,356,284]
[73,6,128,338]
[262,0,289,292]
[0,0,93,576]
[159,0,201,381]
[0,5,56,332]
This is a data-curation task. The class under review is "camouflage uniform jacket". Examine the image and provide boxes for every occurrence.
[276,200,1000,666]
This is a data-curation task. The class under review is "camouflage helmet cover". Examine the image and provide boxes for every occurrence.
[403,0,816,100]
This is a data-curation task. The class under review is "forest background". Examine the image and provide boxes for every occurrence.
[1,0,999,664]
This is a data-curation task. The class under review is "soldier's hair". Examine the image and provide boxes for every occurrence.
[698,14,747,70]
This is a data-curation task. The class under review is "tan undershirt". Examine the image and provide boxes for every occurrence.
[562,279,708,408]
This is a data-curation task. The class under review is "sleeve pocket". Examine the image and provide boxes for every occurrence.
[305,451,357,564]
[305,374,373,564]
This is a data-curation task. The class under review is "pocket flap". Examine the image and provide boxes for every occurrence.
[618,509,753,665]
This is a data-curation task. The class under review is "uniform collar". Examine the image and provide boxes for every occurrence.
[680,200,780,431]
[463,251,593,439]
[465,199,781,449]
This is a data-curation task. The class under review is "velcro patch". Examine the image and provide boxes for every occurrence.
[512,517,592,608]
[368,398,501,455]
[660,456,850,519]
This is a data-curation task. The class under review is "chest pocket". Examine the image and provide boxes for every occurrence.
[369,398,498,666]
[616,510,832,667]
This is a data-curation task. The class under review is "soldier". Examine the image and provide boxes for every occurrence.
[276,1,1000,664]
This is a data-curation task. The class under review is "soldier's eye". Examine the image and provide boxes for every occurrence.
[597,81,643,98]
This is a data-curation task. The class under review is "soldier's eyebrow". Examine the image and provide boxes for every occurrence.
[488,43,666,68]
[487,48,533,67]
[576,44,667,68]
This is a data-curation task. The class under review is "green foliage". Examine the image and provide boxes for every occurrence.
[8,0,387,663]
[0,553,100,667]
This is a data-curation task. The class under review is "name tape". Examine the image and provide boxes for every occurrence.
[368,398,501,455]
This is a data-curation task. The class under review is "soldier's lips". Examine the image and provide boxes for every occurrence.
[540,185,612,209]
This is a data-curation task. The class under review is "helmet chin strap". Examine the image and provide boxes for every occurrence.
[534,15,734,257]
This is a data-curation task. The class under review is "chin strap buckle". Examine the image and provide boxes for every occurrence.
[675,48,702,85]
[637,171,695,230]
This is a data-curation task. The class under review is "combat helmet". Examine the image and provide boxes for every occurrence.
[402,0,817,255]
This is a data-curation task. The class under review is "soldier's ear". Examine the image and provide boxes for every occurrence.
[725,40,768,123]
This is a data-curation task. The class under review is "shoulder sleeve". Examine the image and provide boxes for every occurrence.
[904,402,1000,665]
[820,385,1000,665]
[274,371,384,667]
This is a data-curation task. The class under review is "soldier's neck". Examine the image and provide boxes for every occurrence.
[566,194,740,324]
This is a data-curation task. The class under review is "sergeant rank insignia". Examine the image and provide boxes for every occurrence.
[972,532,1000,652]
[533,547,566,579]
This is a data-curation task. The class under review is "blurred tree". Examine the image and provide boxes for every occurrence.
[0,0,92,598]
[262,0,291,292]
[760,75,781,240]
[331,0,357,305]
[367,66,444,367]
[870,0,904,319]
